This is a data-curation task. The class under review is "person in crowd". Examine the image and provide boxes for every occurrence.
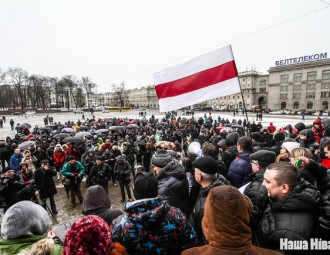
[290,147,316,185]
[296,128,319,155]
[255,162,320,252]
[111,172,197,255]
[190,157,230,244]
[53,143,65,180]
[34,159,58,214]
[33,146,48,169]
[275,139,300,163]
[61,155,85,207]
[63,215,127,255]
[182,186,281,255]
[202,142,227,177]
[113,155,132,202]
[228,136,253,188]
[312,118,324,144]
[222,132,239,171]
[82,184,123,225]
[82,149,97,186]
[9,148,23,173]
[269,132,285,156]
[267,122,276,134]
[0,201,62,255]
[89,156,112,194]
[0,166,24,212]
[106,145,121,186]
[21,150,37,172]
[239,150,276,231]
[151,149,190,215]
[17,162,36,202]
[46,142,55,168]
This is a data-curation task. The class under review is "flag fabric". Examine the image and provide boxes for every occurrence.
[153,45,241,112]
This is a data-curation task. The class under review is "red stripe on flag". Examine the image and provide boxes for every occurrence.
[155,60,238,99]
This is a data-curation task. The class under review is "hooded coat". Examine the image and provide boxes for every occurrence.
[111,196,197,255]
[182,186,281,255]
[157,161,190,215]
[82,185,123,225]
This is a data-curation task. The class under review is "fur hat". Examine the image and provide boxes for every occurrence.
[63,215,112,255]
[282,141,300,153]
[1,201,50,240]
[133,172,158,200]
[151,149,172,167]
[192,157,218,175]
[249,150,276,167]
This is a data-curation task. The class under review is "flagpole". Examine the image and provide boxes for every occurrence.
[230,45,250,135]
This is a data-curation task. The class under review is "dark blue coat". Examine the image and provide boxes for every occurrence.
[228,151,252,188]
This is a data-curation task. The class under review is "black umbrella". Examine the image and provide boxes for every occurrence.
[77,126,89,131]
[18,141,36,150]
[53,133,71,139]
[15,124,30,130]
[63,136,84,144]
[22,123,32,128]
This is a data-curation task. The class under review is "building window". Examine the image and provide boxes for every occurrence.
[280,94,287,99]
[323,71,330,80]
[233,96,235,99]
[293,93,301,99]
[321,92,330,98]
[322,101,329,110]
[281,75,289,83]
[307,72,317,81]
[293,85,301,91]
[306,84,316,90]
[237,96,240,99]
[306,92,315,98]
[294,73,302,82]
[307,101,313,109]
[293,102,299,109]
[260,88,266,93]
[322,83,330,89]
[280,86,288,91]
[259,80,266,86]
[281,102,286,109]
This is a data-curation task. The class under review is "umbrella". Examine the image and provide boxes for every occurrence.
[94,129,109,134]
[22,123,32,128]
[61,127,74,133]
[75,132,92,138]
[127,124,139,128]
[109,126,126,131]
[77,126,89,131]
[15,124,31,130]
[63,136,84,144]
[53,133,71,139]
[18,141,36,150]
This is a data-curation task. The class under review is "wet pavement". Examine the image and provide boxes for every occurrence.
[0,109,318,226]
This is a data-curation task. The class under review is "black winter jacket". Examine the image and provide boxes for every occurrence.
[157,161,190,216]
[255,180,320,252]
[34,166,57,198]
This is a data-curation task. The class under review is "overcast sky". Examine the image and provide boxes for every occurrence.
[0,0,329,92]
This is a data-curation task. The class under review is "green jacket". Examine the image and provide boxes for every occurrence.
[61,161,85,177]
[0,235,62,255]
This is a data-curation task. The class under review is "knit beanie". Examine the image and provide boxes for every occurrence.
[133,172,158,200]
[63,215,112,255]
[1,201,50,240]
[151,149,172,167]
[282,141,300,153]
[192,157,219,175]
[274,132,286,142]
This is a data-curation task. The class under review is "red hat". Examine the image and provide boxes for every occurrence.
[313,119,322,125]
[63,215,112,255]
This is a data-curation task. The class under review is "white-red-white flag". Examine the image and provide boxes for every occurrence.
[153,45,241,112]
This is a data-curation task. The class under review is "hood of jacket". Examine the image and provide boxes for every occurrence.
[202,186,253,248]
[82,185,111,213]
[123,196,170,229]
[200,175,231,198]
[157,161,186,181]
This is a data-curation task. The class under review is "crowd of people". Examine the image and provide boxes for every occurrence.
[0,112,330,254]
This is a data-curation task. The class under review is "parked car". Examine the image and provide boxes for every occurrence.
[269,110,284,115]
[73,108,84,114]
[12,112,22,115]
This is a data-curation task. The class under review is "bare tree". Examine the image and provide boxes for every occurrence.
[112,82,128,107]
[7,67,29,110]
[80,76,96,109]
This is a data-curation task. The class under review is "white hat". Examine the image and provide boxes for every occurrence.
[282,141,300,153]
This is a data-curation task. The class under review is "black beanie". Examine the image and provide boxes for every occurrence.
[274,132,285,142]
[151,149,172,168]
[192,157,218,175]
[133,172,158,200]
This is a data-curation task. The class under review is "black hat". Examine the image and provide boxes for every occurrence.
[67,155,75,161]
[40,159,49,164]
[274,132,285,142]
[4,166,13,172]
[96,156,103,161]
[225,132,239,147]
[192,157,218,175]
[151,149,172,168]
[249,150,276,167]
[133,172,158,200]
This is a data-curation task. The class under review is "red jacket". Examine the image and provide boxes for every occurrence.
[53,150,66,167]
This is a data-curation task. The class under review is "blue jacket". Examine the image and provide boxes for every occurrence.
[228,151,252,188]
[9,153,23,173]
